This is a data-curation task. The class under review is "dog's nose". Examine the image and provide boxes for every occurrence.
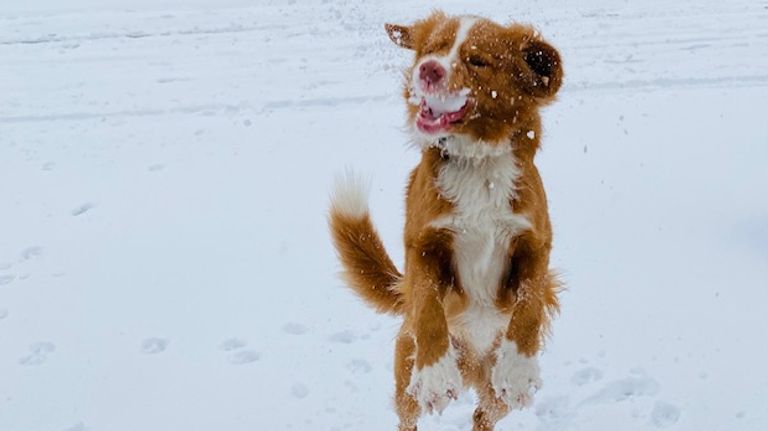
[419,60,445,86]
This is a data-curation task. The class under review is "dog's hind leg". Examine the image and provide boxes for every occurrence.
[471,357,510,431]
[394,334,420,430]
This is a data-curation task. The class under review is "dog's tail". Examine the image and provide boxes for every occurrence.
[328,172,404,315]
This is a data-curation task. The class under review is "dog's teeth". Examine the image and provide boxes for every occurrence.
[424,91,468,115]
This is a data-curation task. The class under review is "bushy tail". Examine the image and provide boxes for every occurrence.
[328,172,404,315]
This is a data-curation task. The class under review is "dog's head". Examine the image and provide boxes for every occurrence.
[386,11,563,146]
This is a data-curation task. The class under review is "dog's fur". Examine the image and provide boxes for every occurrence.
[329,11,563,430]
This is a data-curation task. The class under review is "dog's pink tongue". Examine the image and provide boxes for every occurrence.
[417,101,469,134]
[417,108,449,133]
[416,110,448,133]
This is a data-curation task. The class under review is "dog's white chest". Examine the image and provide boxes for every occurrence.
[432,148,531,354]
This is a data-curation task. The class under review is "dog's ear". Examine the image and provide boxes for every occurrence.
[515,36,563,99]
[385,23,414,49]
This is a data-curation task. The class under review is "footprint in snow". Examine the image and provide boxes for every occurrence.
[218,338,259,364]
[651,401,681,428]
[147,163,165,172]
[535,395,576,430]
[71,203,96,216]
[19,342,56,365]
[580,376,660,406]
[20,246,43,261]
[229,350,260,364]
[282,322,308,335]
[0,274,15,286]
[291,383,309,399]
[329,330,357,344]
[571,366,603,386]
[0,309,8,320]
[63,422,88,431]
[220,337,246,351]
[346,359,372,374]
[343,379,359,392]
[141,337,169,354]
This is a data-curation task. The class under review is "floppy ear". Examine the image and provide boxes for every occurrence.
[517,38,563,99]
[384,23,414,49]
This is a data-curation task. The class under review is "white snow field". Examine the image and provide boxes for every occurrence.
[1,0,767,430]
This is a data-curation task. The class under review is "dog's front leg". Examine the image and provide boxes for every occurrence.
[490,235,555,411]
[404,228,462,415]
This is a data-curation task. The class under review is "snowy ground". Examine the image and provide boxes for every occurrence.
[1,0,767,430]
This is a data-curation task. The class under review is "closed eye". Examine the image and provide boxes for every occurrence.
[467,56,491,68]
[423,42,450,56]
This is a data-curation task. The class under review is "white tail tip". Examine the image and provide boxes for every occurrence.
[330,170,370,219]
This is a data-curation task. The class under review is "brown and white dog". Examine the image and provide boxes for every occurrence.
[329,11,563,431]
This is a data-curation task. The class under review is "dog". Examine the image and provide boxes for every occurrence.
[329,11,563,431]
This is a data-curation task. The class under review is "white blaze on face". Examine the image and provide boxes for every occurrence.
[446,17,479,69]
[410,16,479,103]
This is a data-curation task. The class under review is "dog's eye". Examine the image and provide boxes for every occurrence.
[467,56,491,68]
[422,42,449,56]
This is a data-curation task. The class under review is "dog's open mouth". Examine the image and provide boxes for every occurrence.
[416,90,472,134]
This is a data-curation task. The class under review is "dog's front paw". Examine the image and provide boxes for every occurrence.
[490,339,542,410]
[406,346,463,415]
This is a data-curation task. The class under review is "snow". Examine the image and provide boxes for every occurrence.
[422,91,471,115]
[1,0,767,430]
